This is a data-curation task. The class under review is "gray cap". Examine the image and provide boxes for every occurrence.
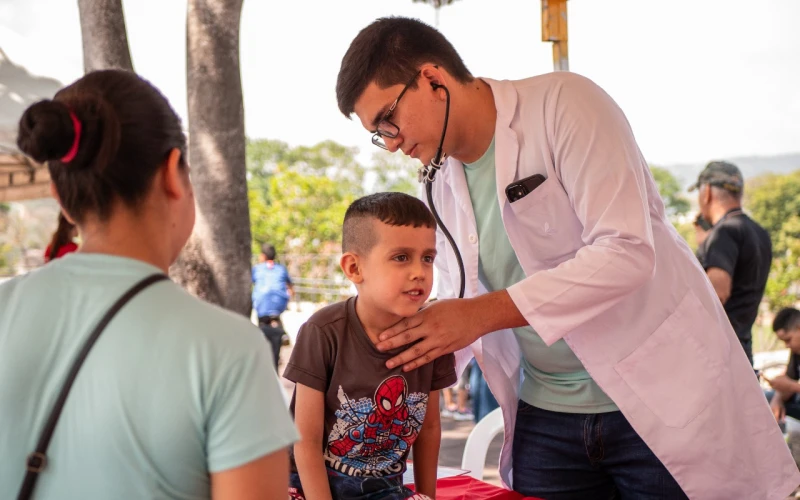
[688,161,744,193]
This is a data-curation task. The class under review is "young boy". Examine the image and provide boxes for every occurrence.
[284,192,457,500]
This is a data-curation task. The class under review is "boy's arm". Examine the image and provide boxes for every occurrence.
[293,383,333,500]
[412,390,442,498]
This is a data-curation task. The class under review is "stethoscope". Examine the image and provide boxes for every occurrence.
[417,83,466,299]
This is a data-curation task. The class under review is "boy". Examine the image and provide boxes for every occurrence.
[284,192,457,500]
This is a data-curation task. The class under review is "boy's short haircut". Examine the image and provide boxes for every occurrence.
[343,192,436,255]
[774,308,800,333]
[336,16,473,117]
[261,243,277,261]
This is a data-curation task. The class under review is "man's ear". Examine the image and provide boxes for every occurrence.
[340,252,364,284]
[703,184,713,205]
[161,148,186,200]
[420,64,447,96]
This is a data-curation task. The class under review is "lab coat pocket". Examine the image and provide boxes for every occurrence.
[507,175,557,215]
[507,177,578,266]
[614,290,725,429]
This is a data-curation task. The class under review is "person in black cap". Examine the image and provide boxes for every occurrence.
[690,161,772,365]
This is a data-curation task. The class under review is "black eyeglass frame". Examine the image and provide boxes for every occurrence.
[371,70,422,150]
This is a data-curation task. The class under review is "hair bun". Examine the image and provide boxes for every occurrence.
[16,100,77,163]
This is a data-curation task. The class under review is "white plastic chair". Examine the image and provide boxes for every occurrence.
[460,407,504,480]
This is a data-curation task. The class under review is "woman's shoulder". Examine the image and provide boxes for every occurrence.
[150,283,263,345]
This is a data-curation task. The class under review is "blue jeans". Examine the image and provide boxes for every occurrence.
[512,401,688,499]
[289,472,415,500]
[469,360,499,422]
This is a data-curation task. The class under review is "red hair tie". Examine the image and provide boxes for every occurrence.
[60,111,82,163]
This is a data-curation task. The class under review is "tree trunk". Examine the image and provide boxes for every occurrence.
[77,0,134,72]
[172,0,251,316]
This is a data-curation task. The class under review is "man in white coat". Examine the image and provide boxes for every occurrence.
[336,16,799,499]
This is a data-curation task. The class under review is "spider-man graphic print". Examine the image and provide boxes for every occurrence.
[324,375,428,478]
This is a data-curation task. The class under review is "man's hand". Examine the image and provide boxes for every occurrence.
[376,291,527,372]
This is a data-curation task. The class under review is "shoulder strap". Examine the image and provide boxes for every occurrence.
[17,273,169,500]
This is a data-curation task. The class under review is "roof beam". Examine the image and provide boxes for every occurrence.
[0,181,51,203]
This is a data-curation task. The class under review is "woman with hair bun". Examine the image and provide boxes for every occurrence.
[0,70,296,500]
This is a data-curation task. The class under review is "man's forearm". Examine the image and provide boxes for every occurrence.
[470,290,528,335]
[770,375,800,395]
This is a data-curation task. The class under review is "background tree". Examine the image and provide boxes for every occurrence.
[369,150,419,195]
[77,0,134,72]
[747,171,800,310]
[171,0,251,315]
[0,202,10,273]
[246,139,422,301]
[649,165,690,218]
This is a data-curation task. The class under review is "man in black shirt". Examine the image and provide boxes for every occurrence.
[691,161,772,365]
[765,308,800,423]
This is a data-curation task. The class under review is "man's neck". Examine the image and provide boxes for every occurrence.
[709,203,742,225]
[448,78,497,164]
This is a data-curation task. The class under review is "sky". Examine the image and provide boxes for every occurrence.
[0,0,798,171]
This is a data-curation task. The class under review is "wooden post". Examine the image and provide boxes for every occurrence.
[541,0,569,71]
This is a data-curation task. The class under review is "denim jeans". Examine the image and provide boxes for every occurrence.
[289,472,416,500]
[469,359,499,422]
[512,401,688,499]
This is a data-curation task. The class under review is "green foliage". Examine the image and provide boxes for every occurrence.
[249,168,355,258]
[368,150,420,196]
[673,221,698,252]
[247,139,422,300]
[747,172,800,254]
[746,171,800,311]
[649,165,690,217]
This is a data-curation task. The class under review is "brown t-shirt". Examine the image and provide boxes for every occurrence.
[284,297,457,479]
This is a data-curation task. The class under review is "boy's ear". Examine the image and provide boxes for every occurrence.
[340,252,364,284]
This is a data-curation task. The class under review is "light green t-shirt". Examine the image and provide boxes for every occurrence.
[0,254,298,499]
[463,137,617,414]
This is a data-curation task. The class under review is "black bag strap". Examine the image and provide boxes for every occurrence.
[17,273,169,500]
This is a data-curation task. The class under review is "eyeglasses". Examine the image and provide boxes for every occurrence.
[371,71,421,150]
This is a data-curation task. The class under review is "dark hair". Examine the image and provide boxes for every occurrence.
[773,308,800,333]
[342,192,436,254]
[47,213,75,262]
[16,69,187,224]
[261,243,277,261]
[336,17,473,117]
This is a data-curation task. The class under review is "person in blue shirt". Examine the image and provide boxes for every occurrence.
[252,244,294,368]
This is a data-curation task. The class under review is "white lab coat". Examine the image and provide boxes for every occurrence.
[429,72,800,499]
